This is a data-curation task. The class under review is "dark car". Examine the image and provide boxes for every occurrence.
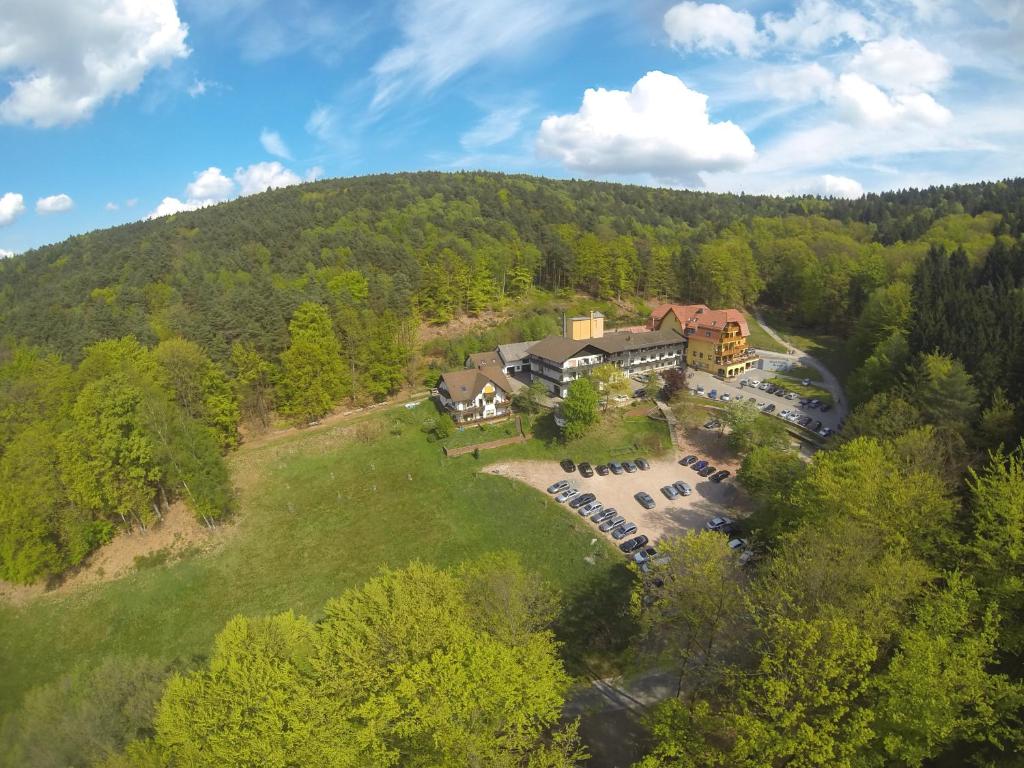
[611,522,639,540]
[623,461,637,473]
[703,419,721,429]
[634,491,656,509]
[813,420,822,432]
[578,462,594,478]
[698,465,717,477]
[764,403,776,413]
[679,454,698,466]
[599,514,625,532]
[596,464,610,476]
[609,461,624,475]
[592,507,617,524]
[692,460,709,471]
[711,470,731,483]
[820,403,832,412]
[620,534,650,553]
[568,492,597,509]
[560,458,576,473]
[633,388,646,398]
[661,484,680,500]
[634,458,651,470]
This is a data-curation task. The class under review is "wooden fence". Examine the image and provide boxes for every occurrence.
[443,416,527,457]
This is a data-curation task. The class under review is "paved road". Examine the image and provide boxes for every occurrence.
[753,310,848,422]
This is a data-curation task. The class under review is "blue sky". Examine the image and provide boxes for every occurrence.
[2,0,1023,255]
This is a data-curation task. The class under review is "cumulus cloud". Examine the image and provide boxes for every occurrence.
[372,0,596,109]
[149,197,200,218]
[806,174,864,198]
[259,128,292,159]
[234,161,302,196]
[0,0,189,127]
[835,73,951,126]
[185,167,236,204]
[36,193,74,214]
[105,202,119,211]
[755,62,835,103]
[0,193,27,226]
[305,166,325,182]
[763,0,878,49]
[0,248,14,259]
[850,36,951,93]
[663,2,762,57]
[537,71,755,184]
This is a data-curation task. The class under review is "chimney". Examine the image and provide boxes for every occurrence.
[562,312,566,338]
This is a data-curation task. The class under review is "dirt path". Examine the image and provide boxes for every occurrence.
[0,502,219,607]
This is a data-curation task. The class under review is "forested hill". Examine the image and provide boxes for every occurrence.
[2,172,1023,367]
[2,170,1024,587]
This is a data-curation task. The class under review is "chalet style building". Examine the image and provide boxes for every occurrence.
[650,303,759,378]
[436,305,756,419]
[436,365,514,424]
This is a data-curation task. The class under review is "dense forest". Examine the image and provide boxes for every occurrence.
[2,172,1024,766]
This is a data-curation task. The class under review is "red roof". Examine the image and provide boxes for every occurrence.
[649,303,749,337]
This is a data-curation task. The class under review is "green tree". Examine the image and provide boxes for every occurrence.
[511,379,547,415]
[277,302,348,423]
[231,341,275,431]
[910,352,979,436]
[153,338,239,449]
[561,378,599,440]
[590,362,630,410]
[720,400,789,455]
[978,387,1020,451]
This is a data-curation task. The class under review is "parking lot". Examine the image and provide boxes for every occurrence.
[486,454,740,545]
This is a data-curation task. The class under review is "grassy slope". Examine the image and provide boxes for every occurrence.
[759,309,856,385]
[741,311,787,354]
[0,405,667,713]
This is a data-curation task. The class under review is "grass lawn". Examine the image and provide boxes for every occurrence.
[782,365,822,383]
[442,416,523,450]
[764,376,834,405]
[0,404,665,714]
[742,310,787,354]
[759,309,855,385]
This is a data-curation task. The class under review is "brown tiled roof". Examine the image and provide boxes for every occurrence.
[650,303,749,337]
[690,308,750,337]
[467,350,501,368]
[439,365,513,403]
[528,328,685,364]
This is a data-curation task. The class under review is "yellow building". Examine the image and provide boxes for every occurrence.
[650,304,758,378]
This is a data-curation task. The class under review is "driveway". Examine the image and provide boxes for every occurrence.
[485,455,740,546]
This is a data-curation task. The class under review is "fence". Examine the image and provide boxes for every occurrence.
[443,416,527,457]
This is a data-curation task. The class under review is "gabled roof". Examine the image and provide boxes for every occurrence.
[528,328,686,364]
[650,303,749,337]
[650,303,709,329]
[497,341,535,365]
[467,350,502,368]
[439,365,513,403]
[690,308,749,337]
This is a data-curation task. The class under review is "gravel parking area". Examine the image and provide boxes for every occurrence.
[486,453,741,545]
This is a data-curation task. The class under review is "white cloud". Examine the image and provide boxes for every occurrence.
[304,166,325,182]
[105,202,119,211]
[835,73,951,126]
[808,174,864,198]
[305,105,338,141]
[0,0,189,127]
[461,105,532,150]
[0,249,14,259]
[850,36,951,94]
[126,198,138,208]
[537,71,755,184]
[763,0,878,49]
[259,128,292,159]
[372,0,596,109]
[755,63,835,103]
[35,193,74,214]
[185,167,236,205]
[187,79,209,97]
[233,161,303,196]
[663,2,762,57]
[0,193,26,226]
[149,197,200,218]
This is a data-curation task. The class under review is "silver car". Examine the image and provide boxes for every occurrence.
[598,514,625,532]
[579,501,603,517]
[611,522,638,540]
[555,488,579,503]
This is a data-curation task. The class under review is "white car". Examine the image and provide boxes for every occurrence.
[555,488,579,503]
[706,516,734,531]
[547,479,571,494]
[779,409,791,419]
[720,393,731,402]
[750,379,761,386]
[728,538,748,550]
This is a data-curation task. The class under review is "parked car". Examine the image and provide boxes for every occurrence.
[560,458,576,473]
[661,484,680,500]
[579,501,603,517]
[802,378,811,386]
[696,384,705,394]
[673,480,693,496]
[578,462,594,477]
[609,461,624,475]
[720,393,731,402]
[640,554,671,574]
[569,492,596,509]
[679,454,698,466]
[758,382,770,390]
[708,389,718,399]
[813,420,822,432]
[547,479,571,494]
[592,508,617,524]
[635,458,651,470]
[555,488,579,503]
[632,545,658,565]
[779,409,791,419]
[786,392,799,401]
[728,538,748,550]
[599,515,625,532]
[706,516,734,531]
[623,461,637,473]
[698,465,717,477]
[596,464,610,476]
[764,404,776,413]
[692,460,709,471]
[611,522,638,540]
[620,534,650,553]
[634,491,656,509]
[750,379,761,386]
[710,470,731,483]
[633,388,646,398]
[703,419,721,429]
[719,522,740,536]
[820,403,832,412]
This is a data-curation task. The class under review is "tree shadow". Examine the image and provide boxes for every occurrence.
[555,564,639,678]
